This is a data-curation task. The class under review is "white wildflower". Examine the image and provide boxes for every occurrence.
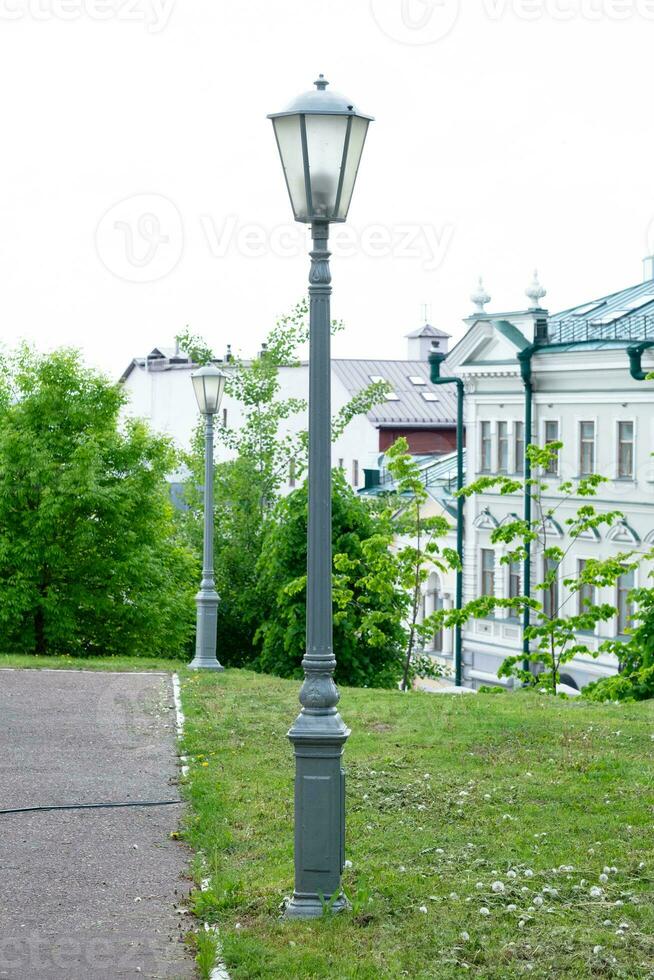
[524,870,534,878]
[618,922,630,930]
[506,870,517,879]
[518,920,525,929]
[418,905,428,914]
[533,896,543,907]
[460,931,470,941]
[475,882,483,890]
[603,919,612,926]
[483,793,491,800]
[506,904,517,912]
[435,848,444,854]
[589,886,603,898]
[344,859,353,869]
[479,907,490,916]
[614,900,624,907]
[593,946,602,955]
[491,881,505,894]
[599,873,608,883]
[449,892,459,900]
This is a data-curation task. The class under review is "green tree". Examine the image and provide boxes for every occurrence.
[254,469,408,688]
[254,440,458,690]
[176,302,390,666]
[0,346,196,657]
[382,438,459,690]
[455,442,643,694]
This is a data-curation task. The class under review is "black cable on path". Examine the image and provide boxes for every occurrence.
[0,800,182,816]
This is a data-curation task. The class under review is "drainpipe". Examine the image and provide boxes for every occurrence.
[516,345,536,674]
[428,352,464,687]
[627,342,654,381]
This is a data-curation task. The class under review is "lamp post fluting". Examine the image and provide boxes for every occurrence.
[189,364,227,671]
[268,75,373,919]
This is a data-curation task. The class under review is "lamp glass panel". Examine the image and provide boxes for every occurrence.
[334,116,369,220]
[192,371,225,415]
[272,114,308,221]
[304,114,349,220]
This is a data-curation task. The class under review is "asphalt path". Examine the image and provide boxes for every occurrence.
[0,669,195,978]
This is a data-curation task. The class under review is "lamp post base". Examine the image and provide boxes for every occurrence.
[283,890,349,919]
[190,588,223,671]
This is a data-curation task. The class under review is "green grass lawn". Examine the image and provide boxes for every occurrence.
[179,670,654,979]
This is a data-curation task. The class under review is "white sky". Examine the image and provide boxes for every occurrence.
[2,0,654,378]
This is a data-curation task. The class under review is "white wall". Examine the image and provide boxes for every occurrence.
[121,359,381,491]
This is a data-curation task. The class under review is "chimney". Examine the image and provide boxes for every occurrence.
[225,344,233,363]
[643,256,654,282]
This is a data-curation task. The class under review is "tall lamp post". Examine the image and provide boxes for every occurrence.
[189,364,227,672]
[268,75,373,918]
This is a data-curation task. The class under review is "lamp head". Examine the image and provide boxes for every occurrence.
[191,364,227,416]
[268,75,373,224]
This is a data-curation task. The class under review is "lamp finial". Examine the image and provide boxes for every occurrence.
[314,74,329,91]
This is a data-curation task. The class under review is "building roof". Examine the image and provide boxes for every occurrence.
[405,323,451,339]
[331,358,458,426]
[548,278,654,345]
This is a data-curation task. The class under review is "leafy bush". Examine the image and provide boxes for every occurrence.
[254,471,407,688]
[0,346,196,657]
[582,665,654,703]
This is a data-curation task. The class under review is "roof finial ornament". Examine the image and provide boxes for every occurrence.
[471,275,491,313]
[526,268,547,308]
[314,74,329,91]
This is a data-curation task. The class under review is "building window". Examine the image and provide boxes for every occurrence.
[544,420,559,475]
[514,420,524,475]
[481,549,495,597]
[509,561,521,599]
[542,557,559,619]
[497,421,509,473]
[577,559,594,616]
[579,421,595,476]
[617,568,635,635]
[480,421,492,472]
[289,458,296,488]
[352,459,359,487]
[617,421,634,479]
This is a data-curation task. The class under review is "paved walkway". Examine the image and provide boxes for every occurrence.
[0,669,195,979]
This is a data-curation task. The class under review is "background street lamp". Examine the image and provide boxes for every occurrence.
[268,75,373,919]
[189,364,227,672]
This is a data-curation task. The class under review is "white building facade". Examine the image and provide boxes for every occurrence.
[443,268,654,690]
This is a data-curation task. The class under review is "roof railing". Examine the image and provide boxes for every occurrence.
[548,312,654,345]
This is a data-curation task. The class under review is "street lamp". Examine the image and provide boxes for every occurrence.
[189,364,227,671]
[268,75,373,919]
